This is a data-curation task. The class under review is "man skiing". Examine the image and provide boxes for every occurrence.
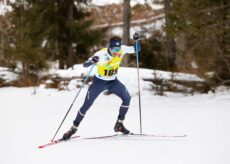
[63,32,140,140]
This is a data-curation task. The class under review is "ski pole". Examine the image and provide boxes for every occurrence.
[135,40,143,134]
[51,65,94,141]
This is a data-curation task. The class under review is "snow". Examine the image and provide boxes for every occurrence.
[46,64,204,96]
[48,64,203,96]
[91,0,163,9]
[1,66,230,164]
[91,0,123,6]
[0,2,12,15]
[0,66,18,83]
[109,17,165,38]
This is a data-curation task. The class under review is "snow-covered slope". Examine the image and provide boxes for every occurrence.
[48,64,203,95]
[0,66,230,164]
[0,67,18,83]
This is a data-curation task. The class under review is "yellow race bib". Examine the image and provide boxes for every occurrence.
[97,51,123,77]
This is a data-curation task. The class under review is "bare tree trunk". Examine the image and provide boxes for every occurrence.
[164,0,176,69]
[220,0,230,77]
[0,19,3,62]
[55,0,64,69]
[121,0,131,67]
[58,41,65,69]
[67,4,74,68]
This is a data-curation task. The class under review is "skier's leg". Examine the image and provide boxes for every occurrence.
[63,77,106,140]
[108,79,131,134]
[108,79,131,121]
[73,77,106,127]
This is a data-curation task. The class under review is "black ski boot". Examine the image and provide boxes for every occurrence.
[114,119,130,134]
[62,125,78,140]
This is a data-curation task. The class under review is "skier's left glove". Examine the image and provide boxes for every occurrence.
[133,32,140,41]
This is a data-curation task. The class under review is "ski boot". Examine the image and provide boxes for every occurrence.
[114,119,131,134]
[62,125,78,140]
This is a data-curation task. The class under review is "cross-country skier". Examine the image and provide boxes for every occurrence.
[63,32,140,140]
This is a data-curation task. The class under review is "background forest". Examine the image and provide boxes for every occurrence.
[0,0,229,91]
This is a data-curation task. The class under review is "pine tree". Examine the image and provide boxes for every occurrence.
[164,0,176,70]
[136,32,166,70]
[0,7,16,68]
[168,0,230,82]
[26,0,105,69]
[8,0,47,78]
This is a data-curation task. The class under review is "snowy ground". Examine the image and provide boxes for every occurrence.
[1,66,230,164]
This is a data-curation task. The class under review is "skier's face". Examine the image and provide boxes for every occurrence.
[110,47,121,57]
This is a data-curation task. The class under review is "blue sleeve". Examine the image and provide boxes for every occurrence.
[134,42,141,52]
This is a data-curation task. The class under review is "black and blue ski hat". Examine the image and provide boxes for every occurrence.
[109,36,121,48]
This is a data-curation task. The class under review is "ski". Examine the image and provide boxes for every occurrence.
[84,133,187,139]
[38,136,80,149]
[38,133,187,148]
[132,133,187,138]
[84,134,118,139]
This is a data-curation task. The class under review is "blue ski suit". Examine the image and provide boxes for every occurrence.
[73,45,137,127]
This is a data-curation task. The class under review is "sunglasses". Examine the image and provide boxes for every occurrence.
[110,47,121,53]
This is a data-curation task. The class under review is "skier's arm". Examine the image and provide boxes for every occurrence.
[122,32,141,54]
[83,56,99,67]
[122,42,141,54]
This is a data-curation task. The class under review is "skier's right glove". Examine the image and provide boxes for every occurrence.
[91,56,99,64]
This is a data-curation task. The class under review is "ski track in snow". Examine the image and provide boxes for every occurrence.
[0,86,230,164]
